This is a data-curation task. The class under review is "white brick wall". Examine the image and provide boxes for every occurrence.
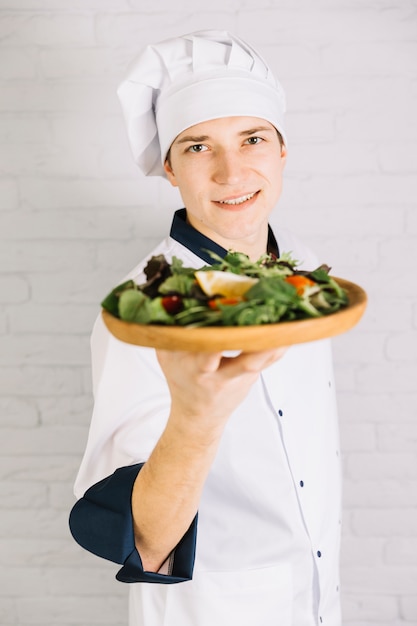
[1,1,416,624]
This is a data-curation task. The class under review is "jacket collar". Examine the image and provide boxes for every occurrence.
[170,208,279,265]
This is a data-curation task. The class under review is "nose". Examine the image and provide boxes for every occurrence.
[212,149,247,185]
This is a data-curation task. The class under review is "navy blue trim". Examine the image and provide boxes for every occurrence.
[69,463,197,584]
[170,209,227,264]
[116,516,198,584]
[170,208,280,264]
[268,226,280,258]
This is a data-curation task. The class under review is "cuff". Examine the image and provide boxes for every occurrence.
[69,463,197,584]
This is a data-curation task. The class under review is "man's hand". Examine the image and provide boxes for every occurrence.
[156,348,286,440]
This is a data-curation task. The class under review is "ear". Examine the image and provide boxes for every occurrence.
[163,159,179,187]
[280,144,288,168]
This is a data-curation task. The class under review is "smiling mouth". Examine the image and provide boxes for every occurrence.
[217,191,258,206]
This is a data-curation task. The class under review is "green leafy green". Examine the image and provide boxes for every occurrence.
[245,277,297,305]
[118,289,151,323]
[101,280,137,317]
[158,273,196,296]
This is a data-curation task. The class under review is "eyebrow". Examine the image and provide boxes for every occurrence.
[240,126,275,136]
[175,134,210,145]
[174,126,275,145]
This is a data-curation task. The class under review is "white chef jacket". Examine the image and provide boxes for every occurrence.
[70,211,342,626]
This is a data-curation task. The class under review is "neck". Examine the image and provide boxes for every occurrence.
[185,216,269,261]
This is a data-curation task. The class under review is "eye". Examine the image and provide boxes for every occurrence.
[187,144,208,153]
[245,136,263,145]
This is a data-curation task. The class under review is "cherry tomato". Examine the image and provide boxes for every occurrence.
[161,295,183,314]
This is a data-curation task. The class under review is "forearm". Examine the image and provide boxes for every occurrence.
[131,416,224,572]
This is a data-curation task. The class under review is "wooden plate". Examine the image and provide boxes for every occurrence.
[102,277,367,352]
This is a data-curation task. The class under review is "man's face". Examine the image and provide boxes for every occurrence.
[164,116,287,259]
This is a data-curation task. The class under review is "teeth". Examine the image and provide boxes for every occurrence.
[219,192,256,205]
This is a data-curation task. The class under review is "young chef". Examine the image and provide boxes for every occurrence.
[70,30,342,626]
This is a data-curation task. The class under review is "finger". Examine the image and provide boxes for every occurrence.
[194,352,224,373]
[220,347,287,375]
[200,347,286,373]
[156,349,224,374]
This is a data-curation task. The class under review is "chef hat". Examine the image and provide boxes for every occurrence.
[117,30,287,177]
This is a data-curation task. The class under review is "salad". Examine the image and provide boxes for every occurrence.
[101,251,349,328]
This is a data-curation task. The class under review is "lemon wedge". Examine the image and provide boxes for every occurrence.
[195,270,258,298]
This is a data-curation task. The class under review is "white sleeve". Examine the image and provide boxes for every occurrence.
[73,313,170,499]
